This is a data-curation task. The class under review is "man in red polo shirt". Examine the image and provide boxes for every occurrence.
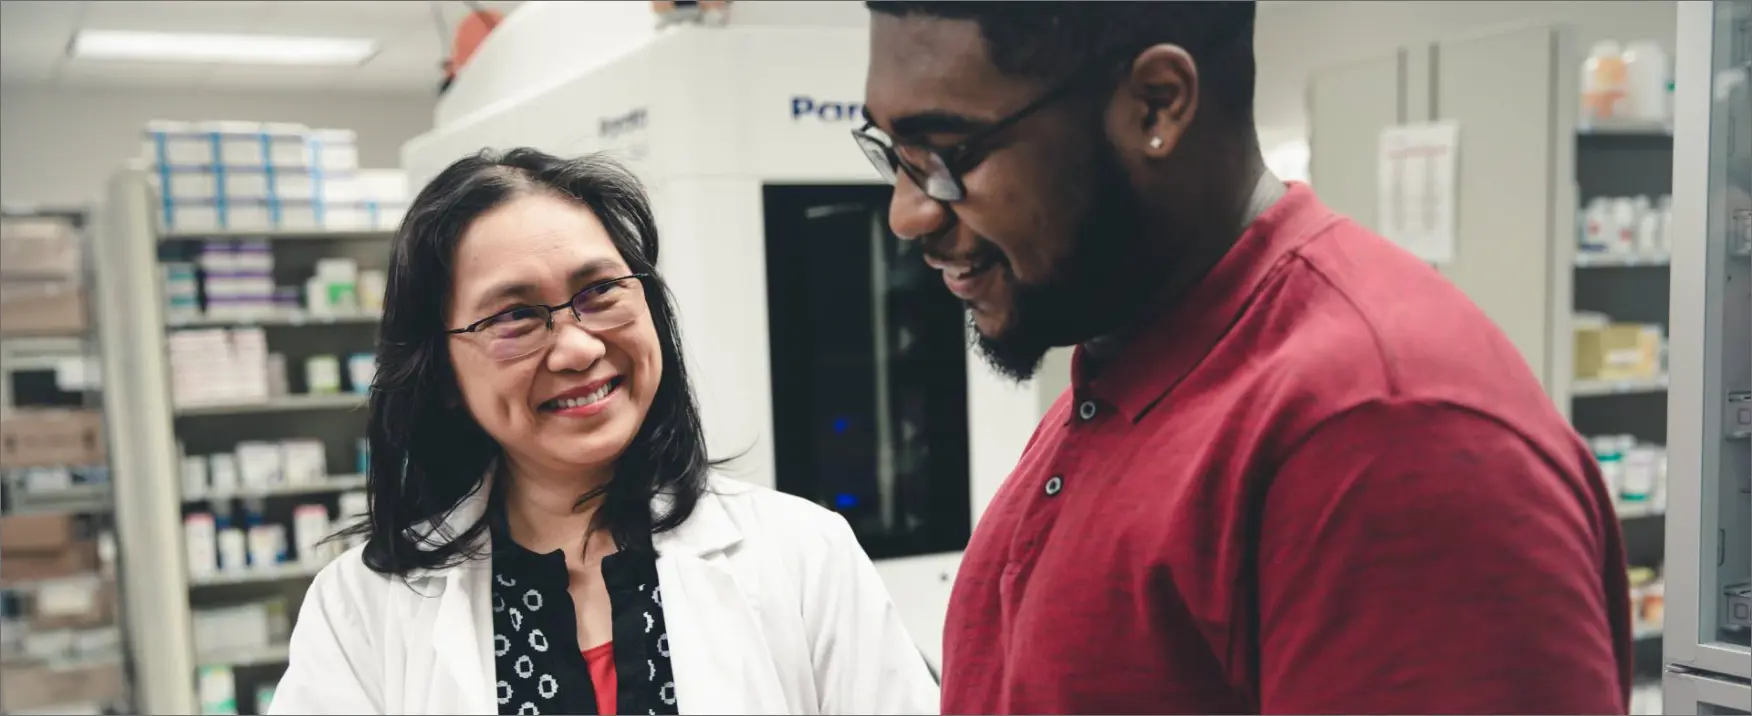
[854,2,1632,713]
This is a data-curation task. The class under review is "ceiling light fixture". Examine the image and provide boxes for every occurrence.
[69,30,379,66]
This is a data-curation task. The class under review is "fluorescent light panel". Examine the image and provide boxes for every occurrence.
[70,30,377,66]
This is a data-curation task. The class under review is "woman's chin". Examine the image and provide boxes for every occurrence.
[533,423,638,471]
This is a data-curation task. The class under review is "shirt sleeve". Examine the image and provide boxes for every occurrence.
[1256,399,1629,715]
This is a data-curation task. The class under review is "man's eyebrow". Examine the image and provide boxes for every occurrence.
[868,106,990,139]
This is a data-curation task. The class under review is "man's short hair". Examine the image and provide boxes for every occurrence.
[867,1,1257,123]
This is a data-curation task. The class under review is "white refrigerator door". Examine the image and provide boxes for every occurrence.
[1663,671,1751,715]
[1664,0,1752,683]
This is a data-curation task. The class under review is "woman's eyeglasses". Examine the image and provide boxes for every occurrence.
[446,274,653,362]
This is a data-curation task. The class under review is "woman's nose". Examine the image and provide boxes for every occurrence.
[544,316,608,373]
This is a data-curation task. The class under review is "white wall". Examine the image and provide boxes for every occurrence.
[0,85,435,210]
[1253,1,1678,141]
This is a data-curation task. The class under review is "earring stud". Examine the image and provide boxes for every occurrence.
[1149,137,1164,150]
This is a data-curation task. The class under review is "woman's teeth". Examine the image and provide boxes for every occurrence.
[546,381,615,410]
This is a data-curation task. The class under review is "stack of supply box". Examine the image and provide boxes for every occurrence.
[145,121,337,233]
[197,240,276,320]
[0,515,128,713]
[164,249,387,322]
[167,328,270,408]
[0,406,126,712]
[321,168,412,232]
[1572,312,1666,382]
[0,215,86,339]
[143,121,406,233]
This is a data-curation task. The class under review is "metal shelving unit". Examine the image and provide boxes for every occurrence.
[1571,375,1672,397]
[159,228,392,243]
[183,474,365,503]
[167,310,381,330]
[1566,71,1679,707]
[188,563,326,589]
[172,393,367,418]
[96,168,388,715]
[0,206,137,715]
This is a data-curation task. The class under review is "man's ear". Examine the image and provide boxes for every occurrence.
[1119,43,1200,160]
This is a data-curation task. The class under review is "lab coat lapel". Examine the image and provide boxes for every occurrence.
[653,487,791,715]
[429,560,497,715]
[411,479,499,715]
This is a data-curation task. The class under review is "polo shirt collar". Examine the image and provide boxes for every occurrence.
[1073,181,1341,422]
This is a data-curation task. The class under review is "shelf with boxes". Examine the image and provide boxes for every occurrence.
[89,152,398,714]
[144,121,408,235]
[1568,52,1674,535]
[0,511,130,715]
[0,215,91,344]
[0,210,135,715]
[1568,40,1676,690]
[180,434,369,586]
[160,234,386,413]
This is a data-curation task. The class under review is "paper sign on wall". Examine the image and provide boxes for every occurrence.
[1376,121,1459,264]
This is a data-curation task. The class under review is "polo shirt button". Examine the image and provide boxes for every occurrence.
[1044,475,1064,496]
[1077,400,1098,421]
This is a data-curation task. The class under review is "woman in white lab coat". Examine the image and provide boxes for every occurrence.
[269,148,939,715]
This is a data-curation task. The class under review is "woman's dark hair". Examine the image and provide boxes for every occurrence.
[339,148,713,576]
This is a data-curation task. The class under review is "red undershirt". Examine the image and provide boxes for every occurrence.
[582,641,617,715]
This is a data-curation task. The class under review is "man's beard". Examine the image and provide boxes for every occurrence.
[973,143,1151,382]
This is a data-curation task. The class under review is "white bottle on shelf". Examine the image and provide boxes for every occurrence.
[1609,198,1640,253]
[1619,435,1654,503]
[184,513,219,578]
[1591,435,1625,500]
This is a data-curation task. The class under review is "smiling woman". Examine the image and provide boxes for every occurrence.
[267,148,939,715]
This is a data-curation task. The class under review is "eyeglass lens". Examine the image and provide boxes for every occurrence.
[853,128,964,203]
[476,276,647,361]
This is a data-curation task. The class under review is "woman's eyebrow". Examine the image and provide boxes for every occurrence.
[471,258,627,312]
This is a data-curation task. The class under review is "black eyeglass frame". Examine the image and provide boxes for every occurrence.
[851,64,1111,203]
[444,272,655,336]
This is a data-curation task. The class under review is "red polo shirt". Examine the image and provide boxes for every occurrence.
[942,183,1631,715]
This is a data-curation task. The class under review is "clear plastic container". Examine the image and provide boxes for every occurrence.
[1621,40,1671,124]
[1581,40,1628,123]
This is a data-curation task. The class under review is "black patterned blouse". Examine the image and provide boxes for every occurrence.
[490,523,679,716]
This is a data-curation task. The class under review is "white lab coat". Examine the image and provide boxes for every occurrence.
[268,474,940,715]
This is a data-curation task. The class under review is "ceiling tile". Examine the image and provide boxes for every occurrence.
[1,1,529,94]
[366,33,447,75]
[0,52,60,85]
[256,2,422,39]
[203,63,353,91]
[0,1,83,41]
[1,0,82,79]
[56,59,215,89]
[80,1,271,34]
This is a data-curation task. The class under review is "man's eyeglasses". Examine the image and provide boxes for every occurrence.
[850,71,1091,203]
[446,274,653,362]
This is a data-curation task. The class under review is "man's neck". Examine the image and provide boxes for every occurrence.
[1082,168,1285,368]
